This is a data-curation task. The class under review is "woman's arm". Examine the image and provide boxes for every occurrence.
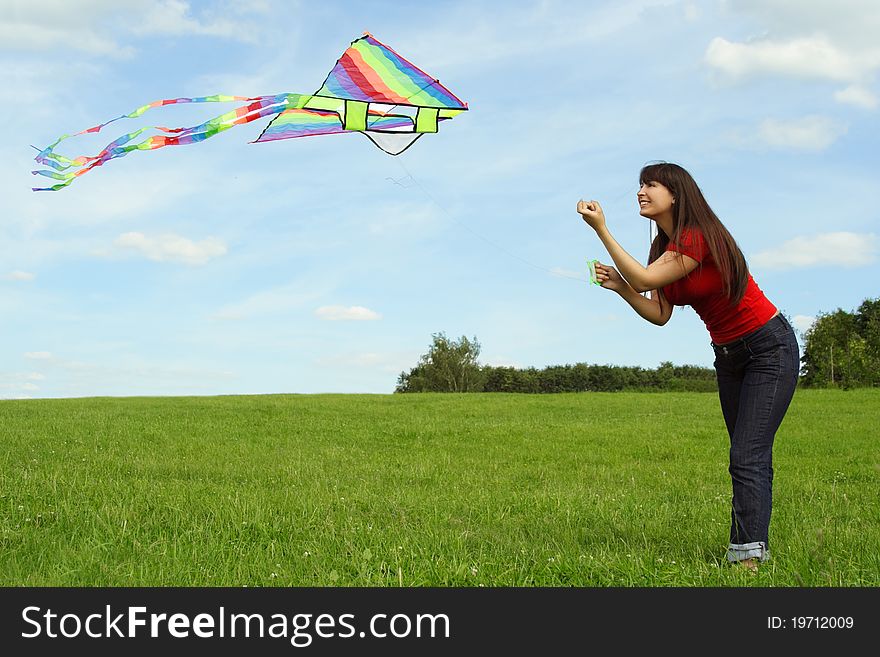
[622,286,674,326]
[595,263,673,326]
[577,200,699,292]
[595,227,699,292]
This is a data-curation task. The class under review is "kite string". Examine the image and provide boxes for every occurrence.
[394,158,588,284]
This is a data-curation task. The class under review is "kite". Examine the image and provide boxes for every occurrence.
[31,33,467,191]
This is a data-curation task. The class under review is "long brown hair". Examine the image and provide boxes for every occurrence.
[642,162,749,305]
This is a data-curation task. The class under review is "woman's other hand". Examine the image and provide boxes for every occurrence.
[577,199,606,230]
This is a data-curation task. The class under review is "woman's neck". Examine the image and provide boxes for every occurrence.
[655,214,674,237]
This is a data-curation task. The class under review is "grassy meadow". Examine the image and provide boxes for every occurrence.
[1,389,878,587]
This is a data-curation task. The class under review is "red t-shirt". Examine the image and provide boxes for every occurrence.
[661,228,777,344]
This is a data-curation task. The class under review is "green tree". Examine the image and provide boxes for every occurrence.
[801,297,880,388]
[396,333,484,392]
[855,298,880,386]
[801,309,853,387]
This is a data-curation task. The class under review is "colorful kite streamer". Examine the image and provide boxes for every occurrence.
[32,33,467,191]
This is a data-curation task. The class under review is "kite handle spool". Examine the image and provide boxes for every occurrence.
[587,258,601,286]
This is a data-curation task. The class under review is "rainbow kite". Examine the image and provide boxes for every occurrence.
[31,33,467,191]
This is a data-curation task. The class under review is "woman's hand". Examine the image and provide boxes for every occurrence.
[595,262,626,292]
[577,199,606,231]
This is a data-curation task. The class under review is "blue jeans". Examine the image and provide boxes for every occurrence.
[712,313,799,563]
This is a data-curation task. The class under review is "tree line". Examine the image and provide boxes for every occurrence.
[396,297,879,393]
[395,333,717,393]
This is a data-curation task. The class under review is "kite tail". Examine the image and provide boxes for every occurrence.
[32,93,306,191]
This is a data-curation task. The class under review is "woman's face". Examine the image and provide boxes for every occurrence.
[637,180,675,219]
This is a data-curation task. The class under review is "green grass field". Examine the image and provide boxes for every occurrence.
[2,389,877,587]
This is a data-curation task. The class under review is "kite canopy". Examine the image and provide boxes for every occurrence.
[255,33,467,155]
[319,34,466,108]
[31,33,466,191]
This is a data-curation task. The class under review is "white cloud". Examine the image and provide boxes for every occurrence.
[314,305,382,321]
[757,116,847,151]
[706,1,880,108]
[792,315,816,335]
[751,232,878,270]
[24,351,53,360]
[112,232,227,265]
[3,270,35,281]
[834,85,879,109]
[0,379,38,398]
[0,0,267,56]
[721,0,880,51]
[130,0,263,43]
[0,13,132,57]
[0,371,45,394]
[706,36,867,83]
[0,25,128,57]
[0,0,131,56]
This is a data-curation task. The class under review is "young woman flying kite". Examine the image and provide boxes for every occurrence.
[578,161,799,572]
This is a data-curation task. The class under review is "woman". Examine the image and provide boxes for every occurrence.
[577,162,799,571]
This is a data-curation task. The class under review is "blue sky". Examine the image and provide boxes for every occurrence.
[1,0,878,398]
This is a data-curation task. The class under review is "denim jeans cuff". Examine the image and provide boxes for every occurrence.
[727,541,768,563]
